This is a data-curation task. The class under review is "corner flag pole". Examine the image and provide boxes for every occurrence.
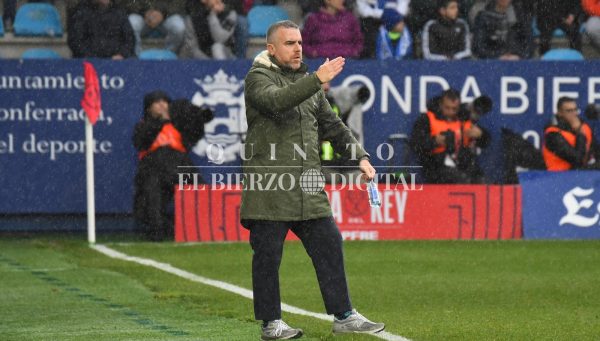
[85,117,96,244]
[81,61,101,244]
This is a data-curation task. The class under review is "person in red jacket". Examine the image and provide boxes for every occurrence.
[133,90,213,241]
[542,97,600,170]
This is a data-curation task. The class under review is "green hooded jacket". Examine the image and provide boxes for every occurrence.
[240,51,368,221]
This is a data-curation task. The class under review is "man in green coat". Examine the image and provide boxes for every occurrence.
[241,20,385,340]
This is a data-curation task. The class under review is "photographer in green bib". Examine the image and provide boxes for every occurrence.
[320,81,371,183]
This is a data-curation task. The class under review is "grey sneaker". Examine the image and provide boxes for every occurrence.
[332,309,385,334]
[261,319,303,340]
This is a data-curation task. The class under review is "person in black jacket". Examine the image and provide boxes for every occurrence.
[181,0,237,59]
[125,0,186,56]
[472,0,531,60]
[536,0,582,56]
[422,0,471,60]
[133,90,214,241]
[68,0,135,59]
[542,97,600,171]
[409,89,490,184]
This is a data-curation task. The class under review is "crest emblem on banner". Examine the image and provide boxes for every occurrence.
[191,69,247,164]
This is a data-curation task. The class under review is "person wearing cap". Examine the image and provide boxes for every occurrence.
[375,8,413,60]
[355,0,410,58]
[422,0,471,60]
[132,90,213,241]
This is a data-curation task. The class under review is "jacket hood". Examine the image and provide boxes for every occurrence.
[143,90,171,117]
[252,50,308,74]
[252,50,280,70]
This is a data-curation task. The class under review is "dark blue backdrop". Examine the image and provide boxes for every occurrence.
[520,171,600,239]
[1,59,600,213]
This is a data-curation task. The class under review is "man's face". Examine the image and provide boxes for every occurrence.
[558,101,579,120]
[391,21,405,33]
[326,0,346,11]
[440,97,460,119]
[496,0,512,10]
[149,99,169,119]
[441,2,459,20]
[267,27,303,70]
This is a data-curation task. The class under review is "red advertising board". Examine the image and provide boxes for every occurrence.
[174,185,522,242]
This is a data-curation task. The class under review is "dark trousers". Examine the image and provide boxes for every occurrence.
[243,217,352,321]
[133,171,174,241]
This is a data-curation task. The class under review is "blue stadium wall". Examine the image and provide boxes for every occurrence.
[1,59,600,217]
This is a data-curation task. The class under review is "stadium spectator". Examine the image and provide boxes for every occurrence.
[242,20,384,339]
[228,0,250,59]
[375,8,413,60]
[181,0,237,59]
[124,0,186,56]
[3,0,16,31]
[409,0,472,36]
[583,0,600,54]
[68,0,135,59]
[536,0,582,56]
[542,97,600,170]
[409,89,490,183]
[301,0,364,59]
[355,0,410,58]
[472,0,530,60]
[422,0,471,60]
[133,91,213,241]
[243,0,254,13]
[299,0,323,15]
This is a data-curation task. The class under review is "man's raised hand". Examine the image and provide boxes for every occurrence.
[315,57,345,84]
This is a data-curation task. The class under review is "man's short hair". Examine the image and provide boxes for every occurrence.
[440,88,460,102]
[437,0,458,9]
[557,96,576,111]
[266,20,299,44]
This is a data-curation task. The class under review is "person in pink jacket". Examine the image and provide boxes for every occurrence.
[301,0,364,59]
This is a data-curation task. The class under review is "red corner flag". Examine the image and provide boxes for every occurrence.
[81,62,101,125]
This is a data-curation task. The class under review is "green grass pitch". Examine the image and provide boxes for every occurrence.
[1,235,599,340]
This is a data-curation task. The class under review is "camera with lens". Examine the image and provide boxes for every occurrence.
[426,95,493,122]
[443,129,456,154]
[457,95,493,122]
[584,103,600,121]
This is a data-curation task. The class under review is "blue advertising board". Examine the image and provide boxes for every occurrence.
[2,59,600,214]
[520,171,600,239]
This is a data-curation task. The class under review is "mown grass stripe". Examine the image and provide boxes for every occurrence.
[0,255,191,338]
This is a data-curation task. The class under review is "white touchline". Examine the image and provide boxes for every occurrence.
[91,244,411,341]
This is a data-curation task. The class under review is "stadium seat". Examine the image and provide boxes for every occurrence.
[247,5,289,37]
[138,49,178,60]
[13,3,63,37]
[541,48,585,61]
[21,48,62,59]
